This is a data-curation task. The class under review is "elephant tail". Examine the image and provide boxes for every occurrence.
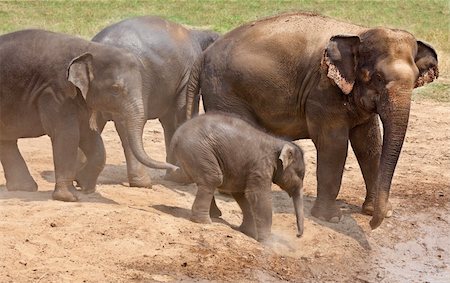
[186,55,204,119]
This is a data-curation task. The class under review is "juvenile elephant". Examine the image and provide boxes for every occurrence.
[171,113,305,242]
[186,12,439,229]
[0,29,177,202]
[90,16,219,188]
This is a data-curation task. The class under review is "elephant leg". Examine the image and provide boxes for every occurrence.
[49,124,80,202]
[0,140,38,192]
[350,116,392,217]
[191,184,215,224]
[160,109,192,184]
[75,124,106,194]
[114,119,152,188]
[75,115,106,174]
[210,196,222,218]
[311,128,349,223]
[159,110,177,164]
[244,176,272,242]
[232,192,257,239]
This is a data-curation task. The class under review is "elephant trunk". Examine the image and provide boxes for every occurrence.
[292,185,304,237]
[370,85,411,229]
[124,99,179,171]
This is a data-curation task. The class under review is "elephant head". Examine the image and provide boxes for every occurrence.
[274,143,305,237]
[67,50,178,171]
[321,28,438,228]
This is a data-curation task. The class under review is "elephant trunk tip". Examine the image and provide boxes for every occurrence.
[369,213,384,230]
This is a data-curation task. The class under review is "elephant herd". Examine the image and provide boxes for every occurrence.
[0,12,439,241]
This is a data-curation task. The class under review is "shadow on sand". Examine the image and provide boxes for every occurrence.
[0,184,118,204]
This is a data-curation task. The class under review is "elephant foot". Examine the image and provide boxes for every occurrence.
[311,201,343,223]
[362,200,393,218]
[257,232,272,243]
[190,212,212,224]
[75,175,96,194]
[164,169,192,184]
[6,180,38,192]
[128,175,152,188]
[52,184,78,202]
[239,223,257,240]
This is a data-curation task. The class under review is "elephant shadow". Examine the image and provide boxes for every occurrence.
[41,164,131,186]
[0,184,118,204]
[271,190,371,250]
[151,204,234,228]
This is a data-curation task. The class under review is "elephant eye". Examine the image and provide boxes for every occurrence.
[372,73,384,84]
[111,83,124,96]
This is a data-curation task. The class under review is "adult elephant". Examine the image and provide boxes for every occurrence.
[90,16,219,188]
[0,29,177,202]
[186,12,438,229]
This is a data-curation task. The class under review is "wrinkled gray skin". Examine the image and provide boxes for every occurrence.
[89,16,219,188]
[0,29,176,202]
[171,113,305,242]
[187,13,438,229]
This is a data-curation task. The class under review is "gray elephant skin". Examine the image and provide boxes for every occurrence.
[0,29,176,202]
[186,12,439,229]
[90,16,219,188]
[170,113,305,242]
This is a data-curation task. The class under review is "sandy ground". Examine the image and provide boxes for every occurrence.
[1,100,449,282]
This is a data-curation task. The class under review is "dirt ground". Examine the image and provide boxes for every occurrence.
[1,99,449,282]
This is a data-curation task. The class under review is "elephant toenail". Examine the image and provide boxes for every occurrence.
[386,210,393,218]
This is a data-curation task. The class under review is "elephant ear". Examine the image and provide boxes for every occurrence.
[321,35,360,95]
[279,144,295,171]
[67,53,94,99]
[414,41,439,88]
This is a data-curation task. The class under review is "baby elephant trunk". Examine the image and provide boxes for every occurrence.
[292,186,304,237]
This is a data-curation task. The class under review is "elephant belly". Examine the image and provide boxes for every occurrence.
[0,108,45,140]
[259,116,310,140]
[217,176,247,193]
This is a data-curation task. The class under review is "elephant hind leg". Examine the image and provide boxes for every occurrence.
[191,184,216,224]
[0,140,38,192]
[209,196,222,218]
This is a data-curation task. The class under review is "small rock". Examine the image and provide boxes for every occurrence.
[50,222,57,227]
[314,251,323,258]
[181,262,187,267]
[376,270,385,280]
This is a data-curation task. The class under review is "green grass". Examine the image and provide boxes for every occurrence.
[1,0,448,101]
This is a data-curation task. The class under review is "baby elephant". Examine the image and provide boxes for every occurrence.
[170,113,305,242]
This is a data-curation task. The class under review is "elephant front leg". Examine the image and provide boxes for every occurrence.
[76,127,106,194]
[50,128,80,202]
[350,116,392,217]
[114,119,152,188]
[311,128,349,223]
[232,192,257,239]
[245,182,273,242]
[0,140,38,192]
[160,111,193,184]
[191,184,216,224]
